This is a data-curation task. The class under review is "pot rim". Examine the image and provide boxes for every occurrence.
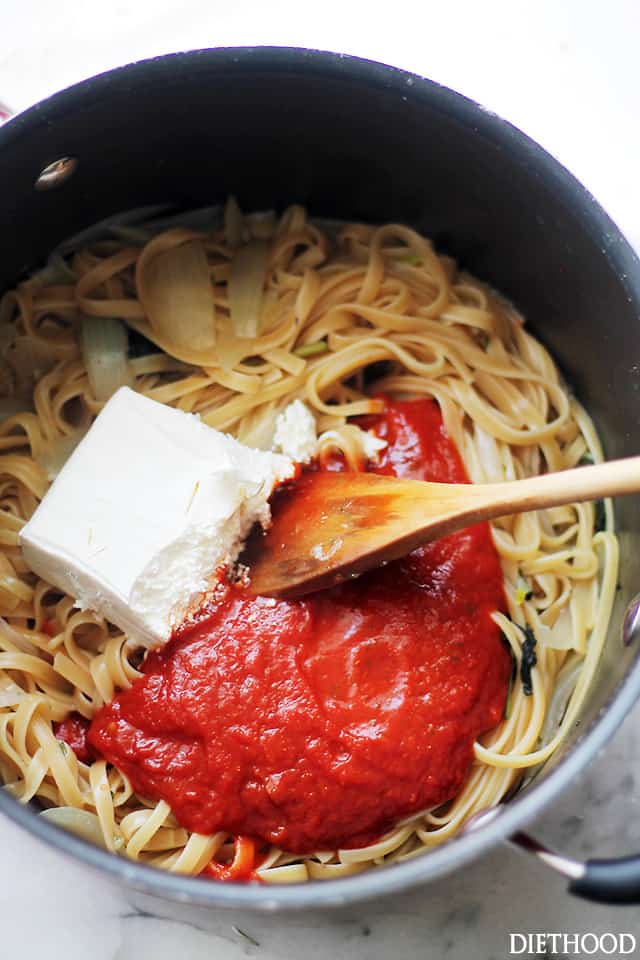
[1,45,640,911]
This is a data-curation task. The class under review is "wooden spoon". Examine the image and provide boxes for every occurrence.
[242,456,640,598]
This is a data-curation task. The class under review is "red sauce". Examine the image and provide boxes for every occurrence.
[88,399,509,855]
[41,618,59,638]
[202,836,261,882]
[54,712,96,763]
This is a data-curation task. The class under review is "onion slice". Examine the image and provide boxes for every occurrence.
[80,316,133,402]
[228,239,269,339]
[224,195,246,250]
[137,233,216,352]
[40,807,108,849]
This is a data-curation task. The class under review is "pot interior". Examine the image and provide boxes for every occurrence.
[0,47,639,903]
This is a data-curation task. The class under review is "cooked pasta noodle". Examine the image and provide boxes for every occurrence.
[0,202,618,882]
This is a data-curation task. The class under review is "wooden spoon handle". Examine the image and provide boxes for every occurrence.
[467,455,640,523]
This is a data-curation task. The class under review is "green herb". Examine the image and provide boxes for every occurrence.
[477,331,490,351]
[294,341,328,358]
[517,624,537,696]
[578,451,594,466]
[232,926,260,947]
[515,576,533,605]
[504,648,517,720]
[594,498,607,533]
[400,255,423,267]
[58,740,68,756]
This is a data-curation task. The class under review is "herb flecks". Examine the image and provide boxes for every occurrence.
[517,624,537,696]
[515,575,533,605]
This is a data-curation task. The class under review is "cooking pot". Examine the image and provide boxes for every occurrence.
[1,46,640,911]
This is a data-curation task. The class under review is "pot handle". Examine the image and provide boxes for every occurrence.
[510,830,640,905]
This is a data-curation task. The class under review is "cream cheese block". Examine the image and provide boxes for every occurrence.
[20,387,295,646]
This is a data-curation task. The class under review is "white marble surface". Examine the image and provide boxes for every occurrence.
[1,2,640,957]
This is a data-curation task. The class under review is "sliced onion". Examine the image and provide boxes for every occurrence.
[228,239,269,339]
[40,807,108,849]
[224,195,246,250]
[34,430,87,481]
[474,425,503,482]
[137,236,216,352]
[80,316,133,402]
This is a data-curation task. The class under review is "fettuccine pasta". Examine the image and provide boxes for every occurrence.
[0,202,618,882]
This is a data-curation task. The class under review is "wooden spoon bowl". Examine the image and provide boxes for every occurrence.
[243,457,640,598]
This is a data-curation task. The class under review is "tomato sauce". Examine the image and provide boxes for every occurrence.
[54,712,95,764]
[201,836,260,882]
[88,399,509,854]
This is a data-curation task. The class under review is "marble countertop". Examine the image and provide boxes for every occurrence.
[1,2,640,956]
